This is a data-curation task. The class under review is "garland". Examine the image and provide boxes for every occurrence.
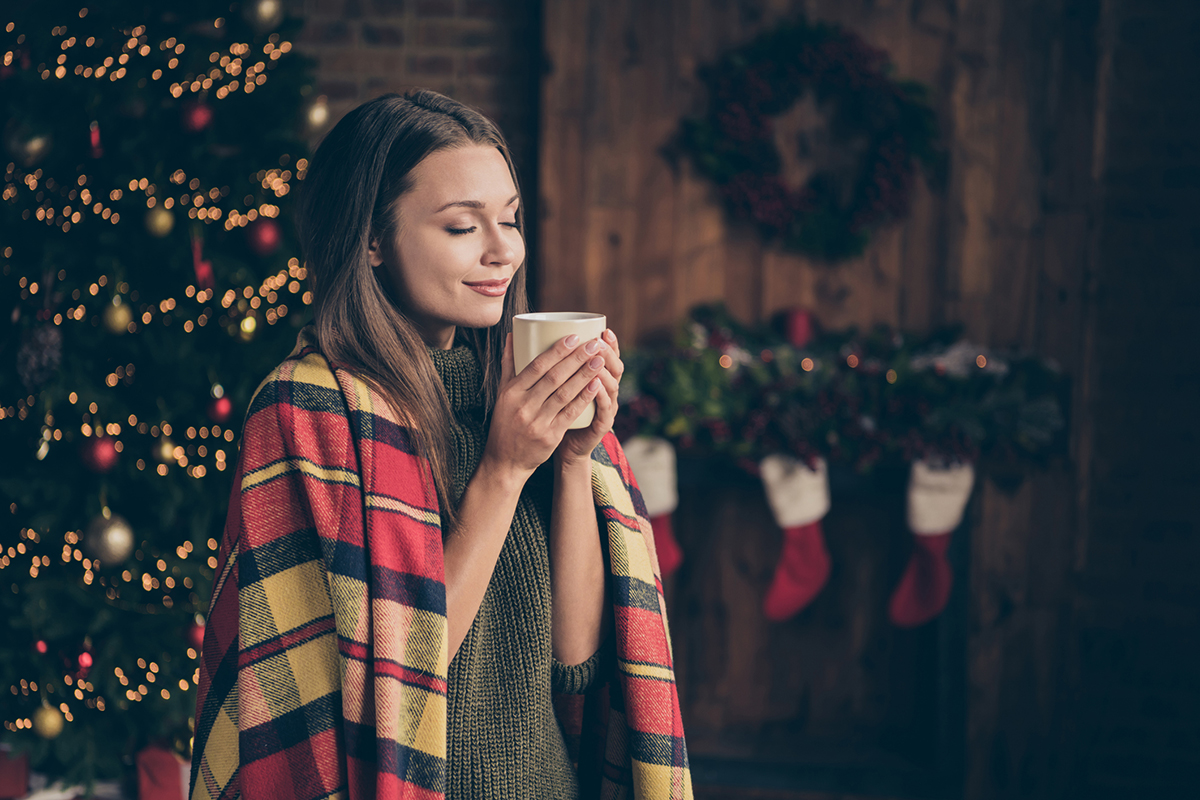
[673,17,944,261]
[614,305,1067,489]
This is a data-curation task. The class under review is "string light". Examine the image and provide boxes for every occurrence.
[2,13,309,733]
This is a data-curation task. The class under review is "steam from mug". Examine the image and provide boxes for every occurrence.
[513,312,607,430]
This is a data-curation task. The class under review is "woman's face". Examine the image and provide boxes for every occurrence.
[370,143,524,349]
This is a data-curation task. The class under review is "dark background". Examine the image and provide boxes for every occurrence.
[284,0,1200,797]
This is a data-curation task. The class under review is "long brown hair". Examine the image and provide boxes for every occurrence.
[295,90,529,530]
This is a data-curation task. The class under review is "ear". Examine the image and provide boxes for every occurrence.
[367,233,384,267]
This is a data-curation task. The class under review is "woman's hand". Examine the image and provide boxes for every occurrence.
[556,327,623,468]
[480,330,611,484]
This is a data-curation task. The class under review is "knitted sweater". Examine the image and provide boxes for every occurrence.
[428,342,603,800]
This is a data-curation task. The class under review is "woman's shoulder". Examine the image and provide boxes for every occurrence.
[247,325,419,430]
[245,325,344,420]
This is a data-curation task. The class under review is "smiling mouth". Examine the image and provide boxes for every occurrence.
[464,279,510,297]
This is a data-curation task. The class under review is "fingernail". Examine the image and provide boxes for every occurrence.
[588,378,601,391]
[565,334,580,347]
[585,339,601,354]
[605,328,614,340]
[588,356,604,369]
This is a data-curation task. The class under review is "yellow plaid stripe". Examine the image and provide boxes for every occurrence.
[242,456,360,493]
[618,659,675,684]
[365,492,441,526]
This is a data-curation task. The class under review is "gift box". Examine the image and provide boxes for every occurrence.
[136,747,189,800]
[0,748,29,800]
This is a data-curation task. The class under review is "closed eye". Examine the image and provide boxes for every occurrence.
[447,221,522,236]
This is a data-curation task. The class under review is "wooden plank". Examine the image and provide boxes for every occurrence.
[897,180,942,334]
[538,0,591,312]
[536,1,1099,796]
[581,206,637,334]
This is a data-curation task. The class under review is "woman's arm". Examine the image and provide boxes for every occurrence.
[549,327,624,664]
[548,455,609,665]
[445,331,609,660]
[441,458,524,659]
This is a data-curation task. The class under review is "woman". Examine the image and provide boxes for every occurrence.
[190,90,691,800]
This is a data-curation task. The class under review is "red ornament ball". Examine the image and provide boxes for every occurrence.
[182,102,214,133]
[246,219,282,257]
[35,640,48,654]
[207,396,233,424]
[80,436,119,473]
[187,620,205,651]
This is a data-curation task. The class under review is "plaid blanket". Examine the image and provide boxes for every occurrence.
[189,326,692,800]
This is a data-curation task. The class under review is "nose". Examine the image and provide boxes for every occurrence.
[484,221,518,266]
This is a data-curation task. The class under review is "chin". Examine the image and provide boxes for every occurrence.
[457,310,506,330]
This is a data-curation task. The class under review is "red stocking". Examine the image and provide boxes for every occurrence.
[623,436,683,577]
[762,518,831,621]
[649,512,684,577]
[760,455,832,621]
[888,460,975,628]
[888,532,953,628]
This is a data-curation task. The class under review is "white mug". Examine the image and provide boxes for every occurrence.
[513,312,607,430]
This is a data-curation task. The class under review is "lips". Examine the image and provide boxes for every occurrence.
[464,278,510,297]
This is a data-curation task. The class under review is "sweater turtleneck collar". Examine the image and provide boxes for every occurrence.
[427,342,485,413]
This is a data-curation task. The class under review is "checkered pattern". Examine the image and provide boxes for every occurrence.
[190,327,691,800]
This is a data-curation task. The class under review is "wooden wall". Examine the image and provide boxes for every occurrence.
[539,0,1102,797]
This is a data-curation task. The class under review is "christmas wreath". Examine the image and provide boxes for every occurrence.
[674,17,944,261]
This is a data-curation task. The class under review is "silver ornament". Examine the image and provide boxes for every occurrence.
[84,511,135,565]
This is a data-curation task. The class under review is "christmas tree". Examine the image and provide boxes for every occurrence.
[1,0,319,785]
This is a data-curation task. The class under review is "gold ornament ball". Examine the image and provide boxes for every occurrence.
[246,0,284,31]
[32,705,65,739]
[85,512,135,565]
[145,206,175,238]
[156,437,177,463]
[307,96,330,129]
[103,299,133,334]
[238,313,258,341]
[5,123,53,167]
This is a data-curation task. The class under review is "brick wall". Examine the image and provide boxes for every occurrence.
[286,0,542,288]
[1068,0,1200,795]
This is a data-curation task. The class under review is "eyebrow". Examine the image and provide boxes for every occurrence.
[434,193,520,213]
